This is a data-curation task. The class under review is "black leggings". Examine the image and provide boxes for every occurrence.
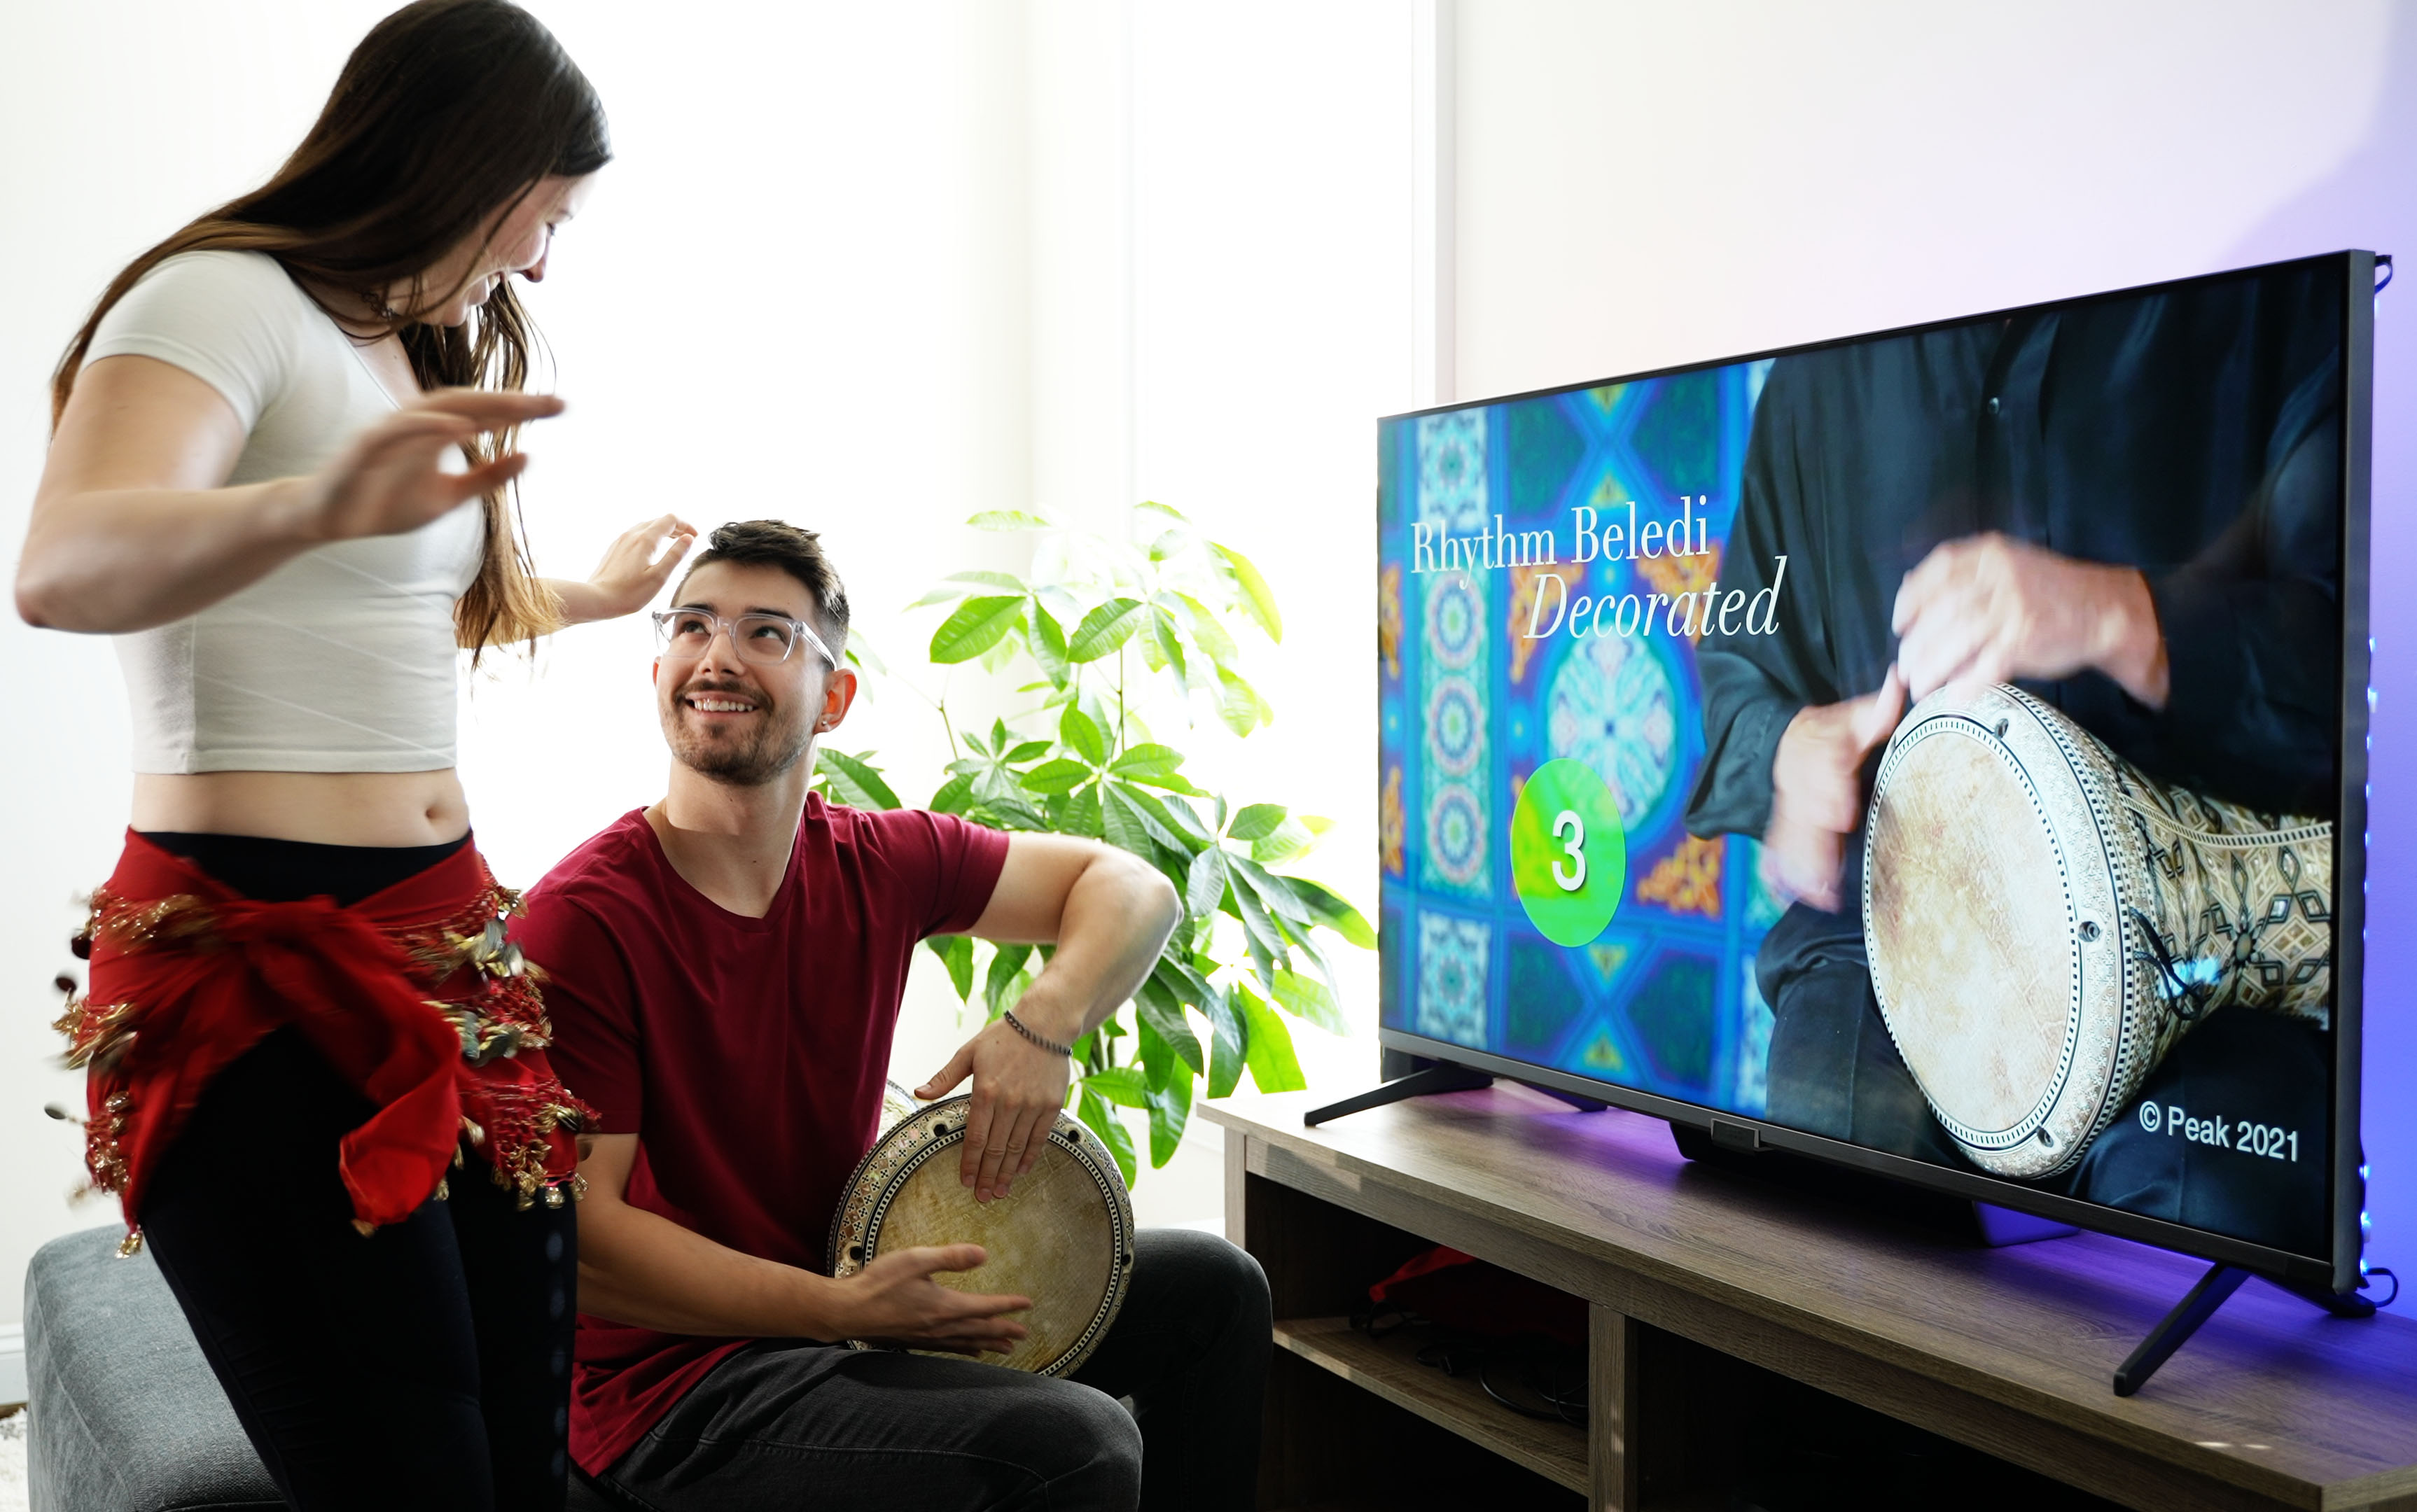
[134,832,578,1512]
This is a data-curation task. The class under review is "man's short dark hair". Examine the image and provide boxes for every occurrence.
[673,520,850,659]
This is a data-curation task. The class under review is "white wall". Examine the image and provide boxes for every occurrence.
[1451,0,2416,1273]
[0,0,1415,1326]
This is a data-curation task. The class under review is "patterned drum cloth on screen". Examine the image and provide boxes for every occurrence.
[1860,682,2332,1180]
[828,1092,1135,1375]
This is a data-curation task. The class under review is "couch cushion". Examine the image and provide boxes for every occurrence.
[26,1225,283,1512]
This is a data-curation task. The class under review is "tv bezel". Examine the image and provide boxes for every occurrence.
[1374,250,2378,1296]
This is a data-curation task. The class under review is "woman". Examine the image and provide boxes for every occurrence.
[15,3,686,1507]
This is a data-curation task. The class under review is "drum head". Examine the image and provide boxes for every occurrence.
[828,1096,1134,1376]
[1863,685,2118,1176]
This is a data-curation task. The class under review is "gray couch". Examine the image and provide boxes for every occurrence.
[25,1225,617,1511]
[25,1226,282,1511]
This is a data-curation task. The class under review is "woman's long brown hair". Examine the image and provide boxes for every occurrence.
[50,0,610,657]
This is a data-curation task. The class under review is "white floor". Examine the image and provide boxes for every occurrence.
[0,1412,26,1511]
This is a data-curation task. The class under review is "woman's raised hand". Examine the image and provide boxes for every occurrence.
[302,388,565,542]
[569,514,699,624]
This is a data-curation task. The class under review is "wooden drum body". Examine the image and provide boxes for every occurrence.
[827,1093,1136,1376]
[1861,682,2332,1180]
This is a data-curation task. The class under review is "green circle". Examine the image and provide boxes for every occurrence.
[1511,758,1627,947]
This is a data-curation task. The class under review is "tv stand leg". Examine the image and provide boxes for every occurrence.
[2112,1264,2375,1396]
[2115,1262,2248,1397]
[1303,1063,1491,1127]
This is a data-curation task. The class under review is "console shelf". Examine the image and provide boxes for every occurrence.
[1271,1314,1587,1493]
[1206,1083,2417,1512]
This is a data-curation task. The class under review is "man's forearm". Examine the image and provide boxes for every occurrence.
[1013,855,1179,1042]
[578,1193,843,1338]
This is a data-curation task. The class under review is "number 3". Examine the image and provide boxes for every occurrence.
[1552,811,1587,892]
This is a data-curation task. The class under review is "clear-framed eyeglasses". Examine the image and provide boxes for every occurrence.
[650,608,838,669]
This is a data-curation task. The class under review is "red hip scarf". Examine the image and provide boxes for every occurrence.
[58,830,594,1252]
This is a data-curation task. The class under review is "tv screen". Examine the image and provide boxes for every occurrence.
[1375,253,2374,1292]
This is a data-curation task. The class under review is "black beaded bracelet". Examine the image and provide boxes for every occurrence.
[1001,1008,1073,1058]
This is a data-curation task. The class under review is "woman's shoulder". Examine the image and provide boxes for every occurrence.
[106,249,312,330]
[88,251,319,430]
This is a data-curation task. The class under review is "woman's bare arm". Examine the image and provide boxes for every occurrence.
[18,354,559,634]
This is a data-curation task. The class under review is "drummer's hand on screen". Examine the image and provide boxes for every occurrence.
[1892,533,2169,709]
[842,1244,1032,1357]
[304,388,565,543]
[918,1009,1074,1203]
[550,513,699,625]
[1763,668,1904,912]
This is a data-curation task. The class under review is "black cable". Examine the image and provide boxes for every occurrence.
[2367,1266,2399,1308]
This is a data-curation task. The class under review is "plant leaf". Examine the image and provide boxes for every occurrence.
[1150,610,1190,699]
[1272,967,1351,1035]
[1066,597,1150,663]
[928,772,976,814]
[1135,975,1208,1074]
[1171,592,1239,666]
[1213,665,1274,736]
[814,747,903,811]
[1185,846,1229,923]
[1146,1068,1193,1167]
[1226,803,1288,841]
[1236,983,1307,1093]
[1277,876,1379,949]
[1021,758,1095,794]
[1029,603,1071,687]
[929,595,1025,664]
[1135,498,1190,524]
[1206,998,1248,1098]
[1110,743,1185,780]
[1227,855,1314,925]
[1212,543,1283,642]
[924,934,975,1002]
[968,509,1056,531]
[1082,1065,1151,1110]
[1137,1016,1174,1093]
[844,633,889,678]
[1227,876,1287,989]
[1057,781,1103,839]
[1078,1086,1140,1186]
[1106,783,1188,853]
[984,943,1034,1019]
[949,569,1027,591]
[1060,706,1106,764]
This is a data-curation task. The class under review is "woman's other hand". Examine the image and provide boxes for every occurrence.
[549,513,698,626]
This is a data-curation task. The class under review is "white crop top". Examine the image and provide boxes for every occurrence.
[88,251,483,774]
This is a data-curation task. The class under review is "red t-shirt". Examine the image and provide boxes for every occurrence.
[515,800,1011,1475]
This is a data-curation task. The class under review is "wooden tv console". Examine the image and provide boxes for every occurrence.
[1202,1082,2417,1512]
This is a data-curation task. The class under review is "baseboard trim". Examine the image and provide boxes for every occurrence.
[0,1324,23,1409]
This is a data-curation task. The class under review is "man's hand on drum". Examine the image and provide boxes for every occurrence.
[917,996,1078,1204]
[1764,666,1904,912]
[1892,532,2169,709]
[838,1243,1033,1357]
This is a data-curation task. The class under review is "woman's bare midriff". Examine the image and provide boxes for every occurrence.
[130,769,471,847]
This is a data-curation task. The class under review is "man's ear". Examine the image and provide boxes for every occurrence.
[818,666,860,732]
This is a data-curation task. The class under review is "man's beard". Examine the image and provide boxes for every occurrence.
[663,680,812,787]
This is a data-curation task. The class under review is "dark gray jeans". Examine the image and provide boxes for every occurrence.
[584,1228,1269,1512]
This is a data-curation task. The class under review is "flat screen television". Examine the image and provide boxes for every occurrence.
[1374,252,2377,1296]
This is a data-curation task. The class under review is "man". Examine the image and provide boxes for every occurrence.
[1685,262,2345,1254]
[515,519,1271,1510]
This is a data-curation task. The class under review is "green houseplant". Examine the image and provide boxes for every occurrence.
[809,503,1374,1184]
